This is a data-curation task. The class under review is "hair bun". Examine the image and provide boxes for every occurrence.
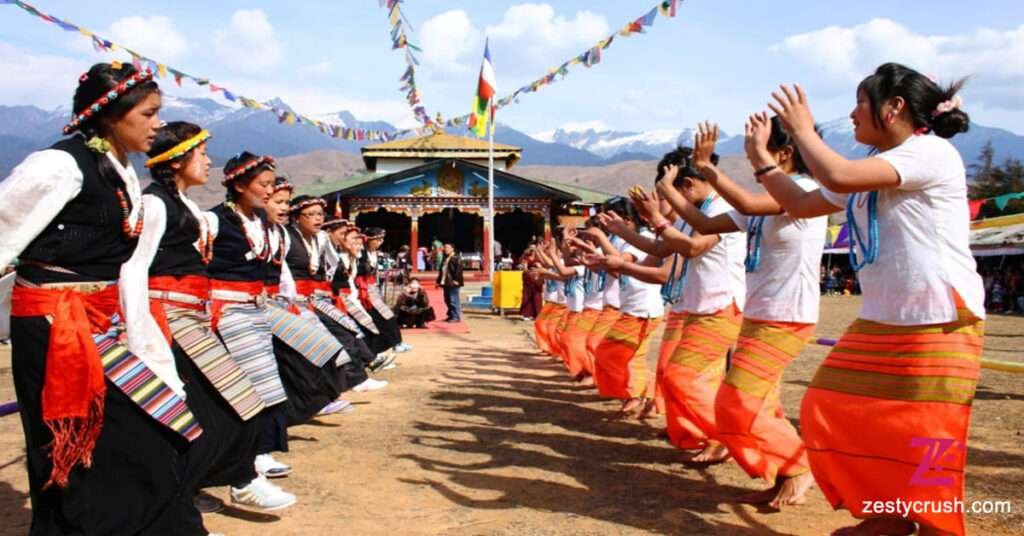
[931,108,969,139]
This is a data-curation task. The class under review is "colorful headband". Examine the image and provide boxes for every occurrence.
[144,130,211,168]
[64,69,154,134]
[289,198,327,214]
[364,229,386,240]
[322,218,349,230]
[222,155,275,185]
[932,95,962,118]
[273,179,294,194]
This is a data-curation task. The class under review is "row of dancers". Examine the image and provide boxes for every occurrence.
[1,62,416,535]
[529,62,984,536]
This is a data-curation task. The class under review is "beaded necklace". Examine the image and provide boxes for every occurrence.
[744,216,766,273]
[229,202,270,262]
[847,191,879,271]
[660,195,715,304]
[115,189,144,238]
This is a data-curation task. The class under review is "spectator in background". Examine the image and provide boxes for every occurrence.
[396,280,435,328]
[437,243,464,322]
[518,246,543,320]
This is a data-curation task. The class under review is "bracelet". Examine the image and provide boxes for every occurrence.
[753,165,778,177]
[653,221,671,236]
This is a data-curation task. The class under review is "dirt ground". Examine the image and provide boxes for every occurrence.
[0,296,1021,535]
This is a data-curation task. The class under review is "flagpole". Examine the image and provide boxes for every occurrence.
[487,96,495,288]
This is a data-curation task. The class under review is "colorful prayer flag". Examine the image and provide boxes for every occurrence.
[468,39,497,138]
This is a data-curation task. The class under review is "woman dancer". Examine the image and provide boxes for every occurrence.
[756,63,983,535]
[2,63,209,533]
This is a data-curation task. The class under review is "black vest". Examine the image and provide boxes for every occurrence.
[144,184,206,277]
[206,204,269,283]
[285,226,325,282]
[356,251,375,278]
[19,137,139,282]
[330,253,355,293]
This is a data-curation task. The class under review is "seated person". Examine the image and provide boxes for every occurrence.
[396,280,436,328]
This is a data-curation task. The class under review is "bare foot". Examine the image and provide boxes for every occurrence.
[831,517,916,536]
[769,472,814,509]
[636,397,658,420]
[615,397,644,419]
[686,442,732,465]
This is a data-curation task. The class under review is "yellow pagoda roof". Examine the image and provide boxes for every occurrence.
[361,130,521,171]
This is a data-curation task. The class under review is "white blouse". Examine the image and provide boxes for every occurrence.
[820,135,985,324]
[679,196,747,315]
[0,148,183,396]
[0,150,84,271]
[726,177,828,324]
[120,194,190,397]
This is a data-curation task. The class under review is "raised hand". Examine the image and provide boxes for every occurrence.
[744,112,775,169]
[693,121,719,170]
[768,84,815,136]
[597,211,629,236]
[568,236,598,255]
[628,185,661,223]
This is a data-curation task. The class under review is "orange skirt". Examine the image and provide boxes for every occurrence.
[556,311,582,368]
[654,311,687,413]
[533,302,558,355]
[800,304,984,536]
[585,306,621,376]
[562,308,602,376]
[715,320,814,483]
[593,313,662,400]
[663,303,742,450]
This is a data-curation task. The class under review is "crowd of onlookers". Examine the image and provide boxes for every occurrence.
[980,262,1024,314]
[820,265,860,296]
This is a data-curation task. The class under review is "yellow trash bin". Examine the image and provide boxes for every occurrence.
[492,270,523,311]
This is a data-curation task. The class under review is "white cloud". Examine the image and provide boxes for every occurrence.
[772,19,1024,104]
[108,16,189,60]
[66,15,189,62]
[0,41,84,110]
[419,3,610,78]
[212,9,284,72]
[420,10,481,76]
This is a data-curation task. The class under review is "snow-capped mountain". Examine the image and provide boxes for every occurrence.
[2,94,1023,180]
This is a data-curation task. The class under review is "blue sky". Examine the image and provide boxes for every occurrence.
[1,1,1021,136]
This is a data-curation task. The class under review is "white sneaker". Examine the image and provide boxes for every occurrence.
[352,377,388,392]
[254,453,291,478]
[230,476,297,511]
[394,342,413,353]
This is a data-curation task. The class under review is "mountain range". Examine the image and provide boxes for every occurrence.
[2,95,1023,202]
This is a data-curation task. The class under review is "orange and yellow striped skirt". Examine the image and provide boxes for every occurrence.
[593,313,662,400]
[534,302,559,355]
[562,307,602,376]
[715,319,814,483]
[800,304,984,536]
[654,311,687,414]
[662,303,742,450]
[585,306,621,376]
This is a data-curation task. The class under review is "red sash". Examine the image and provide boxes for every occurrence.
[148,275,210,344]
[11,284,119,488]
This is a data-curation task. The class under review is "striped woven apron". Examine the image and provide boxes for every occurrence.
[211,283,288,407]
[149,276,267,422]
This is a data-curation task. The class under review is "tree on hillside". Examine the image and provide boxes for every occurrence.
[969,141,1024,219]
